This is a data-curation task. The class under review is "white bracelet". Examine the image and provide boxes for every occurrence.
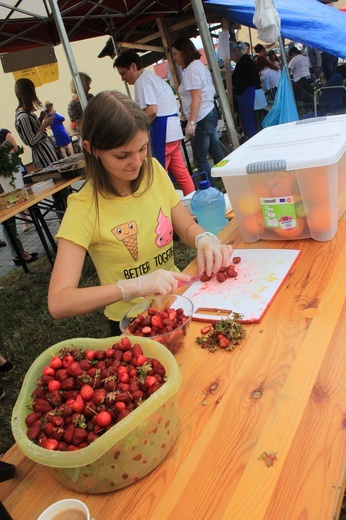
[195,232,220,248]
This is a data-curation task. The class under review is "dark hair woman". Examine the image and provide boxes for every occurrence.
[14,78,58,169]
[171,36,224,186]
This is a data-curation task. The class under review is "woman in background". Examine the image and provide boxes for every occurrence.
[256,56,281,92]
[172,36,224,186]
[14,79,58,169]
[67,72,93,135]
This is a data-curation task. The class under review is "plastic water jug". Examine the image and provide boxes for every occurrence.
[190,179,228,235]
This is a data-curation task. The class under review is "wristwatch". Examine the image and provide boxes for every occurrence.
[188,120,196,125]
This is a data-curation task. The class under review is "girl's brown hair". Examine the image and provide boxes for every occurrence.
[172,36,201,68]
[14,78,42,113]
[82,90,153,200]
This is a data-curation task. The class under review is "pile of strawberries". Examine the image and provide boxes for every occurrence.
[200,256,241,283]
[127,306,190,355]
[25,338,166,451]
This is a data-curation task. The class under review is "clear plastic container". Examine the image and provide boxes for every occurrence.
[190,179,228,235]
[212,116,346,242]
[12,336,181,494]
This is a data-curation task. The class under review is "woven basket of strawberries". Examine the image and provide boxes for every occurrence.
[11,336,181,493]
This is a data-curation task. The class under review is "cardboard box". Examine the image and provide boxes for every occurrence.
[212,116,346,242]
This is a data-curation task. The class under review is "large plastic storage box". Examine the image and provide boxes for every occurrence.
[212,116,346,242]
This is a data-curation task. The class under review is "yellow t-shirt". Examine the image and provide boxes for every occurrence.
[56,160,181,321]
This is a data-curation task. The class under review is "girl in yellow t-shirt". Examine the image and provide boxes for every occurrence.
[48,91,232,334]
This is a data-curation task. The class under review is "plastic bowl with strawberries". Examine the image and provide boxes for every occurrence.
[120,294,194,356]
[11,336,181,494]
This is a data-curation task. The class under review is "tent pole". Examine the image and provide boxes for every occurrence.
[48,0,88,110]
[190,0,239,150]
[278,35,297,110]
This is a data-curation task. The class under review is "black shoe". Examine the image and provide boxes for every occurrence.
[0,388,5,400]
[0,361,14,374]
[0,240,5,248]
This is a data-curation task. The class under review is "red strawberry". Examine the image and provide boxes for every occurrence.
[87,432,100,444]
[66,445,80,451]
[115,392,131,403]
[63,423,76,444]
[131,343,143,356]
[93,388,106,405]
[27,419,43,440]
[50,356,63,369]
[95,350,106,361]
[116,410,130,423]
[44,422,55,436]
[66,362,82,377]
[73,427,88,445]
[147,381,161,395]
[78,359,91,372]
[145,375,157,388]
[55,369,68,382]
[80,384,94,401]
[85,350,96,360]
[133,354,146,367]
[62,354,74,367]
[42,366,55,377]
[60,377,76,390]
[42,438,59,450]
[57,441,69,451]
[25,412,42,427]
[33,398,53,414]
[48,380,61,393]
[96,410,112,427]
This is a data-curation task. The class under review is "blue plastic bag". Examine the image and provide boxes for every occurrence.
[262,69,298,127]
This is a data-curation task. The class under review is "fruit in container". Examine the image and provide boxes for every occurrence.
[120,295,194,356]
[12,336,181,493]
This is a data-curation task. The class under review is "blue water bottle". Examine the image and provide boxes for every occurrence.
[190,178,228,235]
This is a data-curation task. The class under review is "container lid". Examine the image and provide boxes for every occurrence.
[199,179,211,190]
[211,115,346,177]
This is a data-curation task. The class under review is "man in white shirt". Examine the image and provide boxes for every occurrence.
[114,51,194,195]
[288,47,313,93]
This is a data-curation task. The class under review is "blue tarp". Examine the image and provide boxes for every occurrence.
[204,0,346,58]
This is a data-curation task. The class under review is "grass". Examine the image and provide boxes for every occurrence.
[0,239,196,456]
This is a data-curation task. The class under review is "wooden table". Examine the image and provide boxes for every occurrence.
[1,216,346,519]
[0,177,84,272]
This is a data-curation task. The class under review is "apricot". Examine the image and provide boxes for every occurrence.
[241,212,266,235]
[237,192,262,216]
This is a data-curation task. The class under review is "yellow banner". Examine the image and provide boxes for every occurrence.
[12,63,59,86]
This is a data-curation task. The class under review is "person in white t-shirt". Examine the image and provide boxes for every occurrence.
[172,37,225,186]
[114,51,194,195]
[288,47,313,94]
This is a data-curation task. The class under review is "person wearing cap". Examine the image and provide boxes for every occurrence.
[45,102,74,158]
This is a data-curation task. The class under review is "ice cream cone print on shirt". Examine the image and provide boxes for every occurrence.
[112,221,138,261]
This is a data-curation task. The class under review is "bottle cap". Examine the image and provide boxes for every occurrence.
[199,180,210,190]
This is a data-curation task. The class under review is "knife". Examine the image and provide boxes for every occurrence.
[177,274,202,289]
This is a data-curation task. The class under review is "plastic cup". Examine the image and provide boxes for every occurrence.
[37,499,90,520]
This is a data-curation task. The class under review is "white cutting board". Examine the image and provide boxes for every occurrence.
[183,249,300,323]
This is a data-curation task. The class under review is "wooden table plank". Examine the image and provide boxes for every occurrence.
[1,216,345,520]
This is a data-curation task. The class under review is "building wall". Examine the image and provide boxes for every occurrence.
[0,35,130,164]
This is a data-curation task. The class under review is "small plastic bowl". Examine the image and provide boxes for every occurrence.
[120,294,194,356]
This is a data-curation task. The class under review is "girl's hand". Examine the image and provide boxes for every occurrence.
[196,233,232,277]
[117,270,191,301]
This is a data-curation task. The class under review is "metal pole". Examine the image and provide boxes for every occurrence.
[190,0,239,150]
[48,0,88,110]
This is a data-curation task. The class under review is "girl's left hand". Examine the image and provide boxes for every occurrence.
[196,234,232,277]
